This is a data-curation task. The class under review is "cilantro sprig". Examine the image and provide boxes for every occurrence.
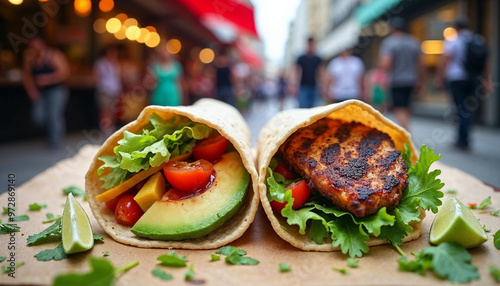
[214,246,259,265]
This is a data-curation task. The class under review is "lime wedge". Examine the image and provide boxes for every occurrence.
[429,196,488,248]
[62,193,94,254]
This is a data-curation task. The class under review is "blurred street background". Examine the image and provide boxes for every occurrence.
[1,0,499,190]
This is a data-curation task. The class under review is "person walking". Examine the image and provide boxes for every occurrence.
[295,37,323,108]
[22,36,69,149]
[326,48,365,103]
[214,47,235,107]
[379,17,424,131]
[435,19,492,151]
[148,48,184,107]
[93,46,122,135]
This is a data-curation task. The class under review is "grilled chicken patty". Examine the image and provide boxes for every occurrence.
[279,118,408,217]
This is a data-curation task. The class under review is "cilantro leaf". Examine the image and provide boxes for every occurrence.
[216,246,247,256]
[185,264,195,281]
[225,252,259,265]
[43,213,62,224]
[0,257,5,262]
[490,266,500,282]
[93,234,104,242]
[491,209,500,216]
[328,217,369,258]
[469,196,491,210]
[0,222,20,234]
[152,268,173,281]
[2,206,14,214]
[34,242,68,261]
[347,258,359,268]
[279,263,291,272]
[2,260,24,274]
[308,220,329,244]
[398,253,433,275]
[53,256,139,286]
[210,254,220,261]
[102,251,109,256]
[29,203,47,211]
[27,218,62,245]
[494,229,500,250]
[332,266,349,275]
[157,251,187,267]
[401,142,413,170]
[11,215,29,221]
[62,186,86,197]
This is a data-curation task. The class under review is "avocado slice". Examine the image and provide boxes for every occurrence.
[131,151,249,240]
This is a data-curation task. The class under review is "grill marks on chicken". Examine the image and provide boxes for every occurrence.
[279,118,408,217]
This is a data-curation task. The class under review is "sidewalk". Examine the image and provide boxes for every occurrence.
[1,98,499,193]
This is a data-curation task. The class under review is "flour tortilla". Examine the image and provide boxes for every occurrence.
[257,100,422,251]
[86,99,259,249]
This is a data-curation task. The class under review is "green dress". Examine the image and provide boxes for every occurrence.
[150,61,182,106]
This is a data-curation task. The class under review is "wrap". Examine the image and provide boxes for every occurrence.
[86,98,259,249]
[257,100,420,251]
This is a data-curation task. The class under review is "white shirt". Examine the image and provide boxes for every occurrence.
[327,55,365,101]
[95,57,122,96]
[443,30,472,81]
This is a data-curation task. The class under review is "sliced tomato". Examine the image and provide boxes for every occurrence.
[270,180,311,213]
[105,193,124,212]
[193,133,229,161]
[115,194,144,226]
[163,159,214,193]
[274,162,297,180]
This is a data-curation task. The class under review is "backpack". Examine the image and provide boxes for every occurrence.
[463,34,488,76]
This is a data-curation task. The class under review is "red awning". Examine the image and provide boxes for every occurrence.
[236,40,263,69]
[174,0,259,38]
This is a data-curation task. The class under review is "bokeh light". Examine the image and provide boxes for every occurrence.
[145,32,160,48]
[105,18,121,33]
[145,26,157,32]
[126,25,141,41]
[136,28,150,44]
[443,27,457,41]
[93,18,107,34]
[74,0,91,17]
[421,40,444,54]
[99,0,114,13]
[166,39,182,54]
[199,48,215,64]
[9,0,23,5]
[115,13,128,23]
[123,18,138,28]
[114,26,127,40]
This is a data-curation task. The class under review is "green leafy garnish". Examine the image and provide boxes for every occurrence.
[398,242,479,283]
[332,266,349,275]
[469,196,491,210]
[490,210,500,216]
[216,246,259,265]
[216,246,247,256]
[2,260,24,274]
[445,189,457,194]
[490,266,500,282]
[347,258,359,268]
[0,222,20,234]
[152,268,173,281]
[157,251,187,267]
[0,257,5,262]
[53,256,138,286]
[34,243,68,261]
[43,213,62,224]
[102,251,109,256]
[62,186,86,197]
[93,234,104,242]
[279,263,291,272]
[2,207,14,214]
[266,144,444,257]
[185,264,195,281]
[11,215,29,221]
[29,203,47,211]
[494,230,500,250]
[98,114,213,189]
[27,219,62,245]
[210,254,221,261]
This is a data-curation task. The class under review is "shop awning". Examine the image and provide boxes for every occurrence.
[174,0,259,39]
[354,0,404,27]
[236,40,263,69]
[317,18,360,60]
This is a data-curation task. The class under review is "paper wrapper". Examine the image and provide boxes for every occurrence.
[1,145,500,285]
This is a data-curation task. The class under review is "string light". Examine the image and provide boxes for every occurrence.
[74,0,91,17]
[166,39,182,54]
[99,0,114,12]
[105,18,121,33]
[145,32,160,48]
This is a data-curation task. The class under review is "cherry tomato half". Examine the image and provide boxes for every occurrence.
[105,193,125,212]
[163,159,214,193]
[274,162,297,180]
[193,133,229,161]
[115,194,144,226]
[270,180,311,213]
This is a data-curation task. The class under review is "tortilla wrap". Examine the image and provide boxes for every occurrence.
[86,98,259,249]
[257,100,421,251]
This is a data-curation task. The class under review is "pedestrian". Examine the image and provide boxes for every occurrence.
[379,17,424,131]
[22,35,69,149]
[326,48,365,103]
[147,48,184,107]
[93,45,122,135]
[365,63,389,113]
[435,19,492,151]
[214,47,235,107]
[295,37,323,108]
[277,71,287,110]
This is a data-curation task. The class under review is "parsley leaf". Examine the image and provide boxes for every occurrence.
[62,186,86,197]
[152,268,173,281]
[210,254,221,261]
[279,263,291,272]
[34,242,68,261]
[185,264,195,281]
[399,242,479,283]
[347,258,359,268]
[27,219,62,245]
[216,246,247,256]
[29,203,47,211]
[53,256,139,286]
[494,230,500,250]
[0,222,20,234]
[157,251,187,267]
[332,266,349,275]
[11,215,29,221]
[490,266,500,282]
[469,196,491,210]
